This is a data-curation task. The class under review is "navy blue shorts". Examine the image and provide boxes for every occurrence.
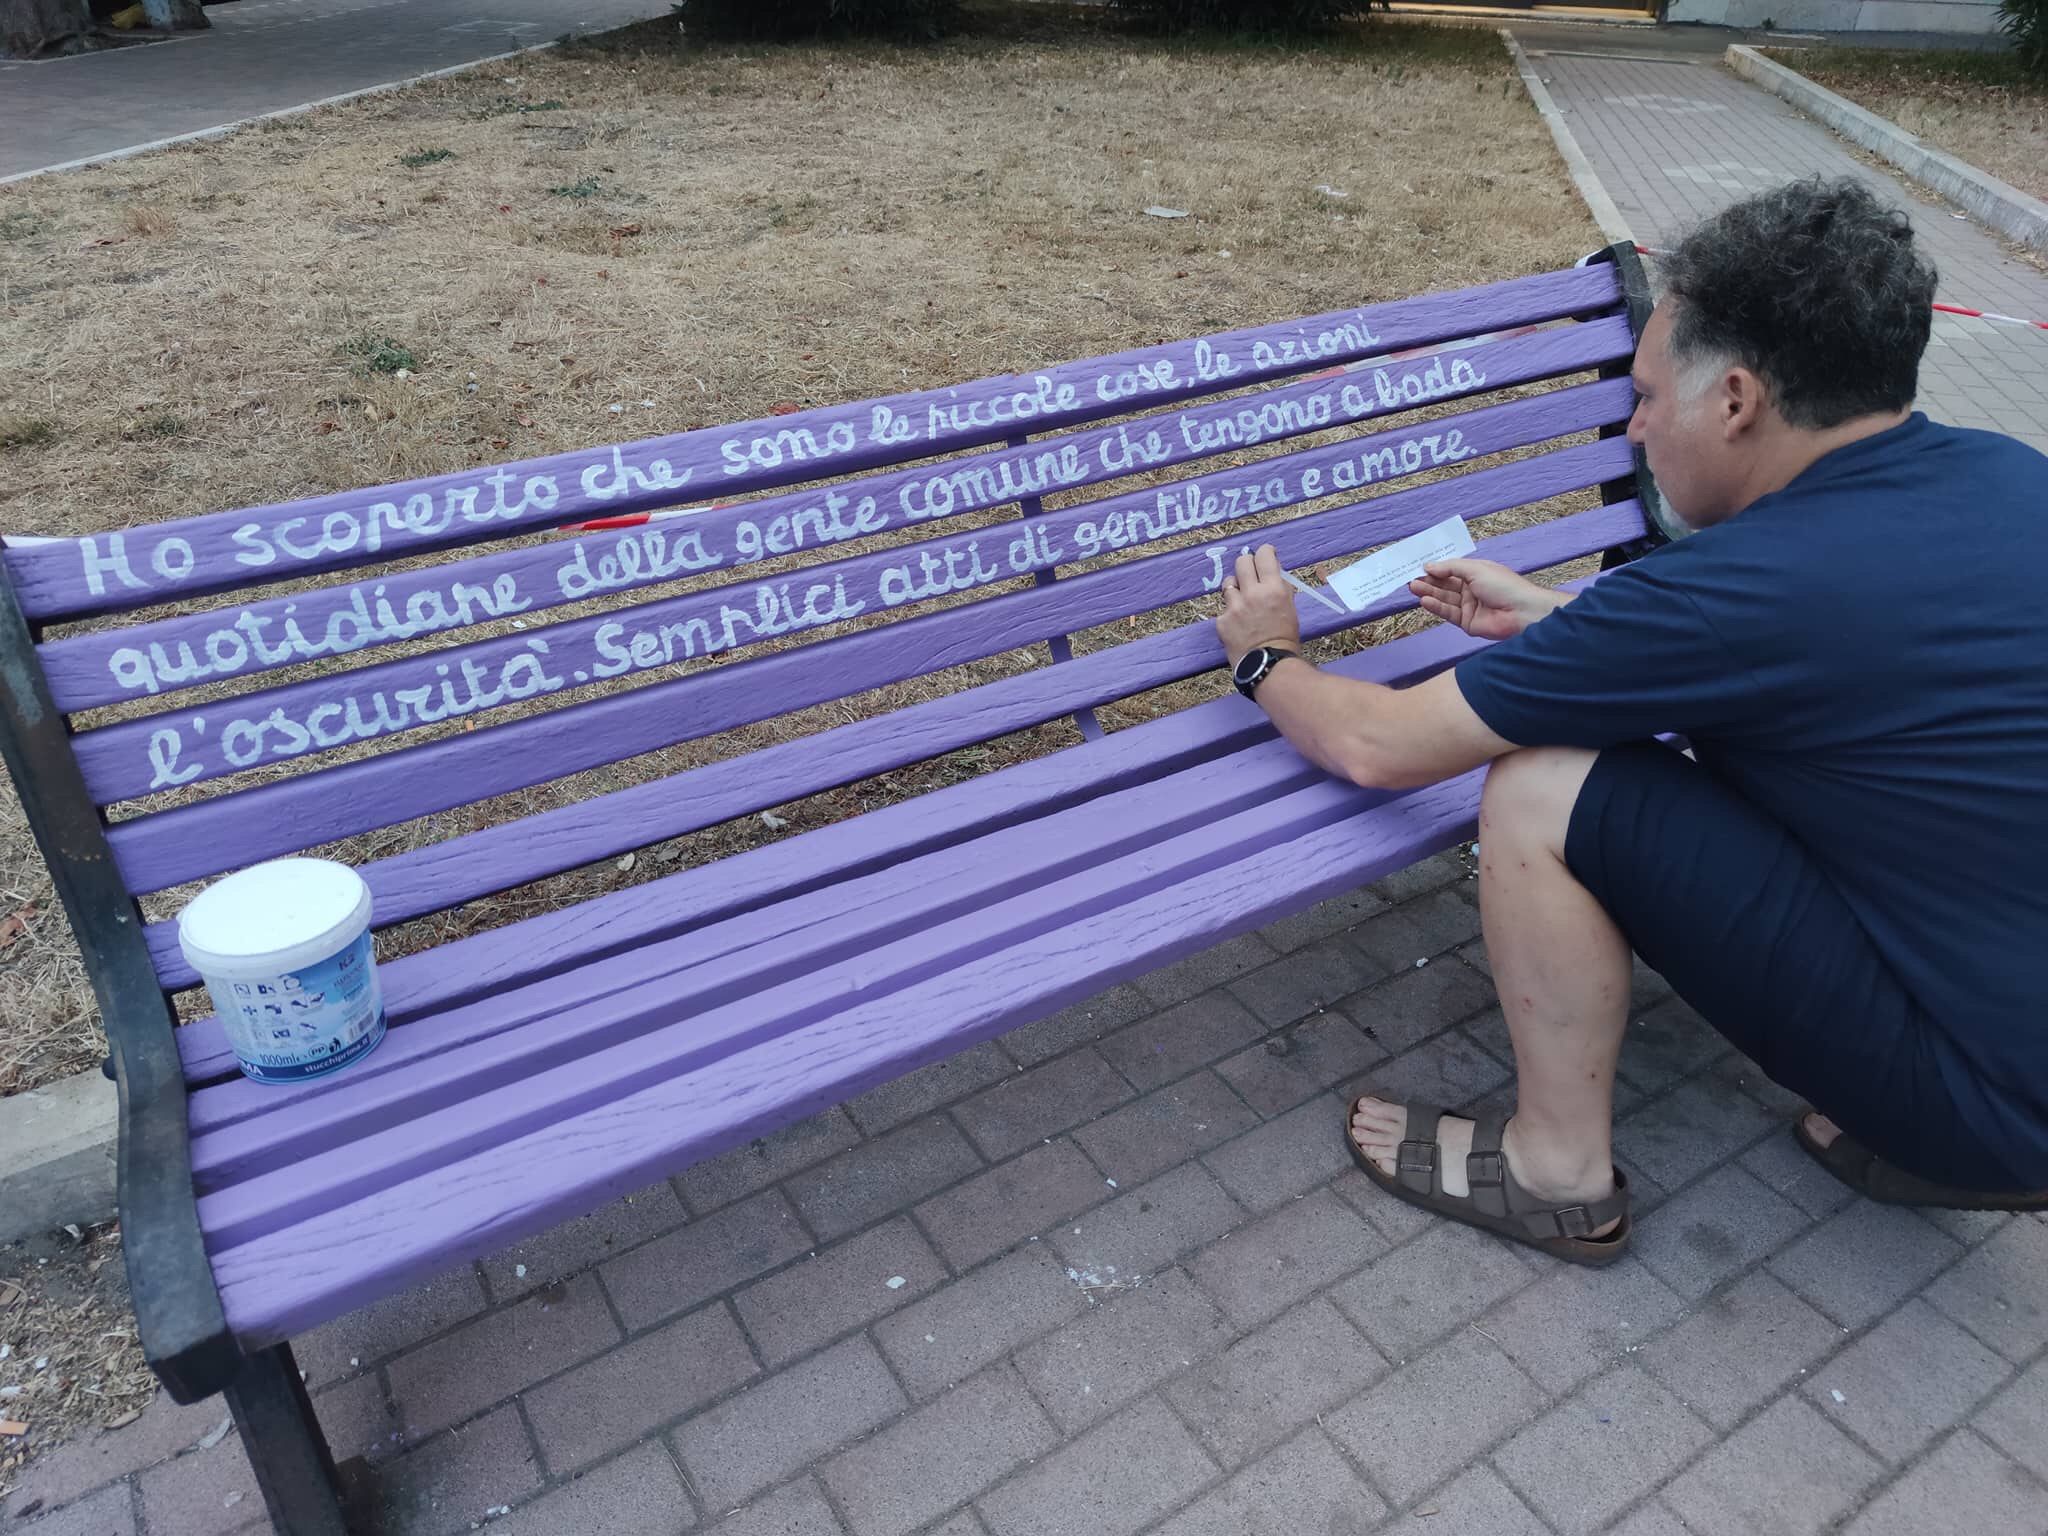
[1566,740,2035,1191]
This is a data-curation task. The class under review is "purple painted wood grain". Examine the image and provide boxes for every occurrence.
[75,376,1634,804]
[6,265,1620,623]
[185,735,1335,1192]
[38,318,1635,712]
[111,433,1633,896]
[163,505,1637,1079]
[204,769,1487,1347]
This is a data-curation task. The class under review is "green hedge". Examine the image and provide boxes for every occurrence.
[1105,0,1381,32]
[2000,0,2047,75]
[675,0,958,40]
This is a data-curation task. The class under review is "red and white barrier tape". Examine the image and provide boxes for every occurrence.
[1630,243,2048,335]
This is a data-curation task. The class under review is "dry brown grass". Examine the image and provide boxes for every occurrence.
[0,4,1598,1105]
[1772,45,2048,205]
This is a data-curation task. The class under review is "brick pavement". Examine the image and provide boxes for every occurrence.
[1515,32,2048,456]
[7,851,2045,1535]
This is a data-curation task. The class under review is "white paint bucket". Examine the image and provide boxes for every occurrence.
[177,858,386,1084]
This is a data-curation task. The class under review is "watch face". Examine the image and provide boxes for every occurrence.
[1233,649,1265,686]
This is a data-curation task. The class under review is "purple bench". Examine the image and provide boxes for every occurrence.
[0,246,1669,1534]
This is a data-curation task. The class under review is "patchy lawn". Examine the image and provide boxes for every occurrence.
[1772,44,2048,204]
[0,3,1601,1473]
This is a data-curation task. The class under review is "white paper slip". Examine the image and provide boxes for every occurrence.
[1326,515,1476,613]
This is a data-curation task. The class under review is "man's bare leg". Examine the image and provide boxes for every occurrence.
[1350,747,1627,1222]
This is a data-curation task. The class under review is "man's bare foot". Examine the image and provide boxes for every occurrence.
[1801,1111,1844,1150]
[1347,1096,1624,1237]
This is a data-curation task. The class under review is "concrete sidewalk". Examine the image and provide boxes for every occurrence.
[6,855,2045,1535]
[1512,24,2048,454]
[0,0,673,182]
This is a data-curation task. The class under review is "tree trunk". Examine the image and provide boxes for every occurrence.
[1,0,93,56]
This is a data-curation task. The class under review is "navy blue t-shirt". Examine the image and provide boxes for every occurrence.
[1456,414,2048,1126]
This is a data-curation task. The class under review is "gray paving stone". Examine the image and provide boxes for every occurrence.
[998,985,1153,1067]
[1770,1201,1963,1328]
[1974,1356,2048,1484]
[1663,1396,1883,1536]
[1226,938,1384,1029]
[785,1117,986,1242]
[489,1441,695,1536]
[479,1182,687,1306]
[1199,1095,1352,1211]
[733,1218,947,1366]
[872,1247,1088,1401]
[671,1336,906,1511]
[1071,1072,1258,1188]
[1337,958,1495,1058]
[1255,887,1391,954]
[1214,1011,1386,1119]
[1924,1213,2048,1362]
[1344,890,1482,975]
[915,1138,1112,1271]
[1132,934,1278,1009]
[1147,1428,1387,1536]
[1098,994,1268,1094]
[1607,1502,1695,1536]
[1329,1166,1439,1246]
[294,1266,488,1392]
[953,1050,1134,1161]
[1640,1271,1842,1432]
[1012,1268,1236,1433]
[601,1189,813,1333]
[843,1045,1014,1138]
[1917,1205,2013,1246]
[820,1368,1057,1536]
[676,1110,864,1216]
[1396,1465,1549,1534]
[1480,1256,1687,1395]
[1494,1365,1714,1536]
[1843,1430,2048,1536]
[1186,1188,1384,1328]
[1805,1298,2013,1464]
[1369,852,1469,905]
[1328,1220,1532,1365]
[700,1477,845,1536]
[1163,1297,1386,1468]
[976,1397,1216,1536]
[371,1405,543,1536]
[1323,1332,1550,1506]
[1631,1164,1814,1300]
[1738,1133,1856,1221]
[12,1484,139,1536]
[1611,995,1728,1096]
[1613,1075,1779,1192]
[1050,1162,1244,1282]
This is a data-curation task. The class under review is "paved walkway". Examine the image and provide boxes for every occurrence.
[1514,23,2048,454]
[6,856,2046,1535]
[7,27,2048,1536]
[0,0,673,181]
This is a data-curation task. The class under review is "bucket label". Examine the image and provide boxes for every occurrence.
[213,932,385,1084]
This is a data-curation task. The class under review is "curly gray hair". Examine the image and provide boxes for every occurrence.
[1659,178,1937,431]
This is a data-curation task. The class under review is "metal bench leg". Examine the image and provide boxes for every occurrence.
[223,1343,356,1536]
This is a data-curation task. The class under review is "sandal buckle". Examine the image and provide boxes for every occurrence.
[1552,1205,1592,1239]
[1395,1139,1437,1176]
[1467,1150,1505,1190]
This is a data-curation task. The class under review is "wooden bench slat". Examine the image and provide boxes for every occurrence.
[109,429,1633,898]
[38,318,1634,713]
[186,732,1334,1193]
[76,375,1633,807]
[204,768,1484,1347]
[164,508,1635,1086]
[6,266,1620,624]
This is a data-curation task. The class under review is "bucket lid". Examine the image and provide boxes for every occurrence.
[177,858,371,974]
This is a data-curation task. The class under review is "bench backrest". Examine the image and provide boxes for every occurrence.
[2,247,1663,1019]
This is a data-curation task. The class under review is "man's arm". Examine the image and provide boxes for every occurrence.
[1218,544,1525,789]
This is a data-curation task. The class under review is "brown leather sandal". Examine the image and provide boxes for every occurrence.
[1792,1116,2048,1211]
[1345,1096,1631,1267]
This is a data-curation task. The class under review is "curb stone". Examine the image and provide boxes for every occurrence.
[0,1066,117,1243]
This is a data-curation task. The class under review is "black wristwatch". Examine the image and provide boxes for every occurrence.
[1232,645,1301,701]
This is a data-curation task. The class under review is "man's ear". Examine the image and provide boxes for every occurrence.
[1720,366,1769,439]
